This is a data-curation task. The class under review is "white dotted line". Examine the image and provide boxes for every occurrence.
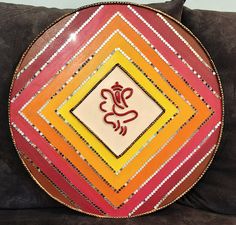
[128,121,221,216]
[157,13,212,71]
[16,12,80,80]
[12,5,104,102]
[127,5,219,99]
[154,145,216,209]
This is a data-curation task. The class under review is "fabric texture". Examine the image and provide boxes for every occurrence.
[179,7,236,215]
[0,204,236,225]
[147,0,185,21]
[0,3,71,210]
[0,0,185,209]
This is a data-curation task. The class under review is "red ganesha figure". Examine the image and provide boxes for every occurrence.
[99,81,138,136]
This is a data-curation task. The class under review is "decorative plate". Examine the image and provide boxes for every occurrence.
[9,2,224,218]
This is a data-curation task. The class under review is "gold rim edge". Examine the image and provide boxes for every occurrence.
[7,1,225,219]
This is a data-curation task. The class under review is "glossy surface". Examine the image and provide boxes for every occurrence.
[9,3,223,217]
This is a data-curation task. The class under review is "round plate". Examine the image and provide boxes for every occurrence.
[9,3,224,218]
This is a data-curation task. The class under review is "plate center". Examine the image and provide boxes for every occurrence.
[71,64,164,157]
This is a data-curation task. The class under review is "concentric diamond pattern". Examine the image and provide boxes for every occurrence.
[9,4,223,217]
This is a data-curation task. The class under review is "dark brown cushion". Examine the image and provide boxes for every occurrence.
[179,7,236,215]
[1,204,236,225]
[0,3,72,210]
[0,0,185,209]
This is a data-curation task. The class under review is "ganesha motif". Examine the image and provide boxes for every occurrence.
[99,81,138,136]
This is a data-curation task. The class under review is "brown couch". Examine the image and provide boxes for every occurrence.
[0,0,235,224]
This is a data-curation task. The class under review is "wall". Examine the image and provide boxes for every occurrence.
[1,0,236,11]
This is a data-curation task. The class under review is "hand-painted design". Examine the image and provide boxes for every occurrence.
[99,81,138,136]
[9,3,224,218]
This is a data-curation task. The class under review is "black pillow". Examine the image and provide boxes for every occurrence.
[0,0,185,209]
[179,7,236,215]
